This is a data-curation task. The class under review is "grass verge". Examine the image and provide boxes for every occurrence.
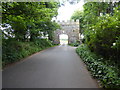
[2,39,54,68]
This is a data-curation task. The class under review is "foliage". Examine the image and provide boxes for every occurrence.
[72,2,120,88]
[71,10,84,33]
[2,2,60,41]
[76,44,120,88]
[84,3,120,60]
[69,41,80,47]
[2,2,60,67]
[71,10,83,21]
[2,39,52,67]
[72,2,120,61]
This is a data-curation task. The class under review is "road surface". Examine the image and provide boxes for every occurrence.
[3,45,99,88]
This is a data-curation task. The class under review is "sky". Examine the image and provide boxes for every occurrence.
[59,34,68,44]
[52,0,84,21]
[60,34,68,39]
[54,0,85,43]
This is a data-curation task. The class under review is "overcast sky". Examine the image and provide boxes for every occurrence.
[53,0,84,21]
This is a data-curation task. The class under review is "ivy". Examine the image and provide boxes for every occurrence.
[76,44,120,88]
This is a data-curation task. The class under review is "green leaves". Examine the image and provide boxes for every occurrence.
[2,2,60,41]
[2,39,53,67]
[76,44,120,88]
[71,10,83,21]
[76,2,120,60]
[2,2,60,67]
[75,2,120,88]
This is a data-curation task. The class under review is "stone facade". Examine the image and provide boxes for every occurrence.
[53,20,80,44]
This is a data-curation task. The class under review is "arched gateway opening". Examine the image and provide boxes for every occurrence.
[53,20,80,45]
[59,34,68,45]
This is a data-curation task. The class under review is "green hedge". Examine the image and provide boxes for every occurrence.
[69,41,80,47]
[2,39,53,67]
[76,44,120,88]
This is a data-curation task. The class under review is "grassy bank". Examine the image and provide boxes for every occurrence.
[76,44,120,88]
[2,39,53,68]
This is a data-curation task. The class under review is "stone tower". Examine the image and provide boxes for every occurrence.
[53,20,80,44]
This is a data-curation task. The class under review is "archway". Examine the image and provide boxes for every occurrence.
[59,34,68,45]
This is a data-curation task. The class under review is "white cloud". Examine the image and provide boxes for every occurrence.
[55,0,84,21]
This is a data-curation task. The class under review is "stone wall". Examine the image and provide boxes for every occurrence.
[53,20,80,44]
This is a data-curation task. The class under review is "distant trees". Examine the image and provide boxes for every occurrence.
[71,10,83,33]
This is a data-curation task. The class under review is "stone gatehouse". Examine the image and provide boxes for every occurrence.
[53,20,80,44]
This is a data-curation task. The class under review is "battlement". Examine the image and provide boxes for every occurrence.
[53,20,79,25]
[53,19,80,44]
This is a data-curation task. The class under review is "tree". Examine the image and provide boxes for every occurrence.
[71,10,84,33]
[72,1,120,61]
[2,2,60,41]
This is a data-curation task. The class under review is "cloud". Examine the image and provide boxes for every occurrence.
[56,0,84,21]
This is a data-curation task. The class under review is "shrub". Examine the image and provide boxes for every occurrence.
[83,6,120,61]
[76,44,120,88]
[69,41,80,47]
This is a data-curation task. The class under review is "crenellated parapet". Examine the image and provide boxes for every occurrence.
[53,20,79,25]
[53,19,80,44]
